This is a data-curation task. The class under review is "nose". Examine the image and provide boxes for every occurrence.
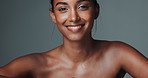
[68,9,80,23]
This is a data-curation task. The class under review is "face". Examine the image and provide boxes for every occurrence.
[50,0,99,41]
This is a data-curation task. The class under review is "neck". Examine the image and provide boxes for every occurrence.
[60,36,95,63]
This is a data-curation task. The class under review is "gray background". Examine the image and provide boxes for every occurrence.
[0,0,148,78]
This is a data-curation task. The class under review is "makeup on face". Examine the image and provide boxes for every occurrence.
[54,0,93,32]
[55,0,92,12]
[50,0,97,40]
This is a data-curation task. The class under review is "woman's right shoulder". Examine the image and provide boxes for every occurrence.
[0,48,60,78]
[18,46,61,65]
[0,53,45,69]
[0,53,44,77]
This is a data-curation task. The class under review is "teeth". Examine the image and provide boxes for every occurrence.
[67,26,81,29]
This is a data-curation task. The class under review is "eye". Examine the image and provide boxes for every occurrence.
[58,7,68,12]
[78,4,89,10]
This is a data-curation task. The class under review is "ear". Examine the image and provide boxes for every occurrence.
[94,4,100,19]
[49,8,57,23]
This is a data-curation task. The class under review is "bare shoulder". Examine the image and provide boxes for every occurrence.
[0,53,46,77]
[99,40,147,62]
[107,41,147,60]
[97,40,148,77]
[97,40,147,58]
[0,46,61,78]
[41,46,63,59]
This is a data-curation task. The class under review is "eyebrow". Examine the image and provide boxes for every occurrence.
[77,0,90,3]
[56,2,68,6]
[55,0,90,6]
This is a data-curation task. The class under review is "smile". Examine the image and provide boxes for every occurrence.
[66,24,84,32]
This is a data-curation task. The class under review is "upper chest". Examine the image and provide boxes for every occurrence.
[32,45,122,78]
[33,57,121,78]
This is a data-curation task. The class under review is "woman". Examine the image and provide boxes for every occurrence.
[0,0,148,78]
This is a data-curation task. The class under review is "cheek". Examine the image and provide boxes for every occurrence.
[54,13,68,34]
[79,11,95,32]
[79,11,95,22]
[55,13,68,25]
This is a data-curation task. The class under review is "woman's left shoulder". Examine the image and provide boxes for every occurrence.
[97,40,147,61]
[98,40,148,77]
[105,40,146,58]
[97,40,134,51]
[107,41,143,55]
[96,40,147,58]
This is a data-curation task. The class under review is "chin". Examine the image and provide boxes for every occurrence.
[64,34,89,42]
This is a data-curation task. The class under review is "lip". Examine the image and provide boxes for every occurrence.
[65,24,85,32]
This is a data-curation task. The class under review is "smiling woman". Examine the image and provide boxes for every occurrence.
[0,0,148,78]
[50,0,99,41]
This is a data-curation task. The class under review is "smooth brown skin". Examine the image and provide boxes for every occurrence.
[0,0,148,78]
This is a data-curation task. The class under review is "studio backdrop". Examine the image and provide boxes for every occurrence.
[0,0,148,78]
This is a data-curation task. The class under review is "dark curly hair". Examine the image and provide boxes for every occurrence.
[50,0,99,12]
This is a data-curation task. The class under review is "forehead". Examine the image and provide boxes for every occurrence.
[53,0,92,5]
